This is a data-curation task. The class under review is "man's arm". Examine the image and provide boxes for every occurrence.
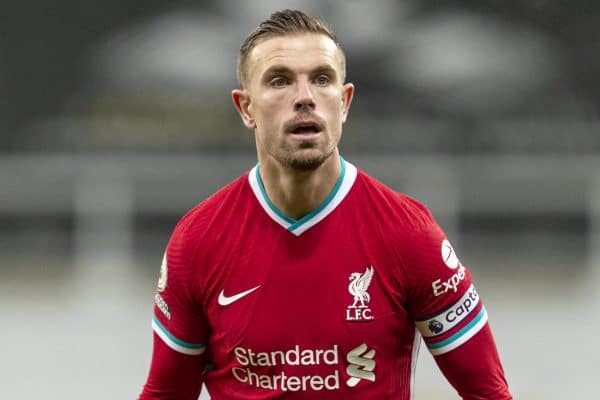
[139,333,204,400]
[139,215,209,399]
[434,324,511,399]
[401,201,512,399]
[413,289,512,399]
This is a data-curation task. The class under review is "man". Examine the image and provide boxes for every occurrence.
[139,9,512,399]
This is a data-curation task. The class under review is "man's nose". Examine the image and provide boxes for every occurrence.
[294,79,315,111]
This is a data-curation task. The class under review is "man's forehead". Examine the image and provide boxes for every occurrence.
[248,33,342,74]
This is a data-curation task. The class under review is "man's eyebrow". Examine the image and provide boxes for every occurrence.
[262,65,294,78]
[312,64,338,75]
[262,64,339,78]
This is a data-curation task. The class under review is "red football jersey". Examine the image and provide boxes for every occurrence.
[140,158,511,399]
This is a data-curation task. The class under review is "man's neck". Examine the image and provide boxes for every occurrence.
[258,152,342,220]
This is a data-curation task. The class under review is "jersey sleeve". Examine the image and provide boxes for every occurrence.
[152,218,207,355]
[400,202,511,398]
[139,216,209,399]
[403,212,485,356]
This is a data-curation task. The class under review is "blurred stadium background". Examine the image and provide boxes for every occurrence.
[1,0,599,398]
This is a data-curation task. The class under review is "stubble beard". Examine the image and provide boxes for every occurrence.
[279,137,337,172]
[284,149,332,171]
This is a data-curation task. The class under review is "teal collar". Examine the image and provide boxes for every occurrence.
[248,157,358,236]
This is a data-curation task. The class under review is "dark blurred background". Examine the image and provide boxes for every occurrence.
[2,0,599,153]
[1,1,599,398]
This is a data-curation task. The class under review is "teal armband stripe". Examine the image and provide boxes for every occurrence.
[152,315,205,355]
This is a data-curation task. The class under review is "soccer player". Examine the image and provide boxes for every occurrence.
[139,9,512,399]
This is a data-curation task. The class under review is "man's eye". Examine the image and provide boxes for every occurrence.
[271,77,288,87]
[315,75,330,86]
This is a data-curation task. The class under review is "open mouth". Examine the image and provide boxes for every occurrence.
[290,122,322,135]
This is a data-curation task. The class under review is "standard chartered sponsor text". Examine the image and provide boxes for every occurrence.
[233,345,340,391]
[232,367,340,391]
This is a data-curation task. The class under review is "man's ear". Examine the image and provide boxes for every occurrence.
[232,89,256,129]
[340,83,355,123]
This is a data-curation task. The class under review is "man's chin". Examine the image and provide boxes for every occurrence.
[287,159,323,171]
[284,151,330,172]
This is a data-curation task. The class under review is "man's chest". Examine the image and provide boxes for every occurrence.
[199,231,416,383]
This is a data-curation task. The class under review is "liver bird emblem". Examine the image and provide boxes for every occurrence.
[348,266,374,308]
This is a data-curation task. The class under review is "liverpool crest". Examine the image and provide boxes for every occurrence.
[346,266,375,321]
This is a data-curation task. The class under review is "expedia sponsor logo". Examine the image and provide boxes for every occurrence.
[416,284,480,338]
[432,239,466,296]
[231,343,376,392]
[432,264,466,297]
[441,239,460,269]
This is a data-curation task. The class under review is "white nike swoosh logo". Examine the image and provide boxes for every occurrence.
[218,285,261,306]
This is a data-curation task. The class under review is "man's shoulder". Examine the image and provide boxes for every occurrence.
[355,169,431,213]
[354,169,435,232]
[173,171,252,238]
